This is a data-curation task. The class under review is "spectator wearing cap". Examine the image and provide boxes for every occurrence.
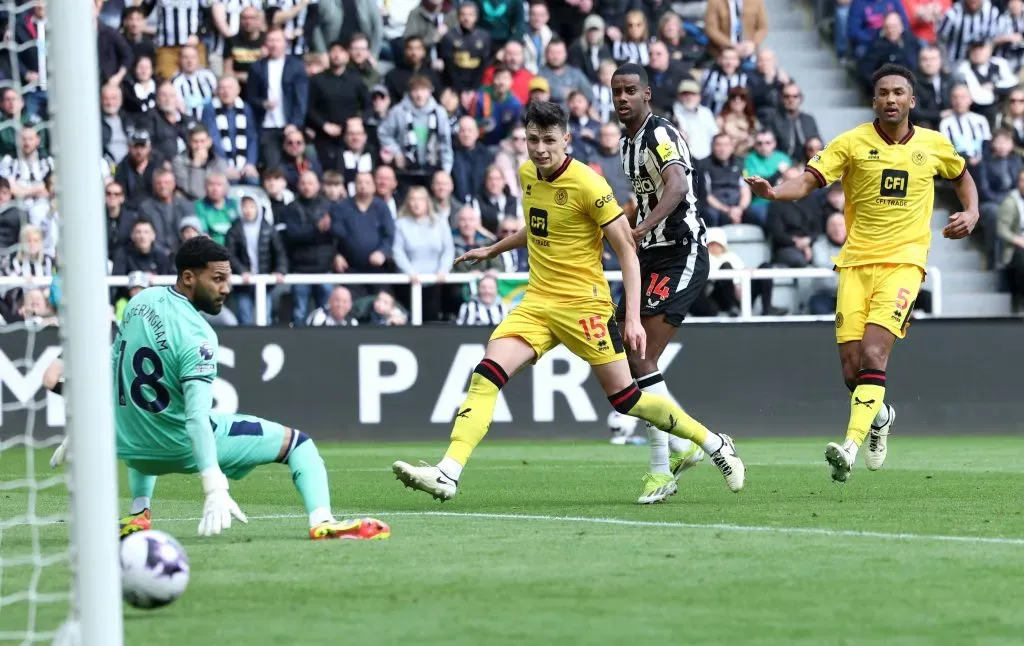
[246,29,310,171]
[768,82,821,163]
[384,35,442,105]
[569,15,612,84]
[281,170,336,325]
[673,79,719,162]
[225,195,289,326]
[473,0,525,51]
[481,41,534,105]
[112,218,174,280]
[308,41,371,174]
[348,33,382,90]
[306,286,360,326]
[379,75,454,187]
[646,40,689,117]
[528,75,552,104]
[224,6,266,94]
[540,40,593,108]
[114,271,152,322]
[114,130,162,210]
[332,170,396,274]
[105,182,137,260]
[173,124,229,201]
[139,168,196,252]
[100,85,135,167]
[193,172,239,246]
[704,0,769,63]
[451,116,495,204]
[523,2,554,75]
[440,2,492,92]
[956,40,1017,123]
[364,84,391,147]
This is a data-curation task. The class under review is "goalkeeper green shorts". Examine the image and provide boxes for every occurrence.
[121,413,291,480]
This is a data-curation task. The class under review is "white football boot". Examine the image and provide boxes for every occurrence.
[864,404,894,471]
[708,434,745,492]
[49,437,68,469]
[824,440,857,483]
[392,461,458,501]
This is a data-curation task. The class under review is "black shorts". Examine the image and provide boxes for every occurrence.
[616,243,710,327]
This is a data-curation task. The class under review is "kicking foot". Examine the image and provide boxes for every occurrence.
[637,472,677,504]
[310,518,391,541]
[865,405,894,471]
[709,434,744,492]
[669,445,705,482]
[392,461,457,501]
[49,437,68,469]
[119,509,151,540]
[825,441,856,483]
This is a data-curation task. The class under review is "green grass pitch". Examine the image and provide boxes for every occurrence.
[1,437,1022,645]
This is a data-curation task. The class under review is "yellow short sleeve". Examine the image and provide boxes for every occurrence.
[585,173,622,227]
[933,134,968,181]
[806,133,851,187]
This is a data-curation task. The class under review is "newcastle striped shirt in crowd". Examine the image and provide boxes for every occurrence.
[700,67,748,115]
[938,0,1002,65]
[172,69,218,120]
[939,111,992,158]
[208,0,266,55]
[456,298,508,326]
[618,112,703,252]
[141,0,204,48]
[997,10,1024,71]
[267,0,319,56]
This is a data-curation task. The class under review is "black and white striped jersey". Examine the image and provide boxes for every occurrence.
[938,0,1002,65]
[172,69,218,120]
[997,10,1024,71]
[619,112,703,252]
[266,0,318,56]
[141,0,205,48]
[208,0,266,55]
[456,298,508,326]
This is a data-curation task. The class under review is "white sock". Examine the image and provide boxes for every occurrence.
[436,457,463,482]
[637,373,673,474]
[701,432,724,455]
[872,404,890,428]
[308,507,333,528]
[130,497,150,514]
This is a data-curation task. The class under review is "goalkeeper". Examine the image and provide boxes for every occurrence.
[52,236,389,541]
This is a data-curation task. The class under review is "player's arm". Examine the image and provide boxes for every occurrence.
[944,162,980,240]
[603,215,645,358]
[744,169,820,202]
[454,227,527,266]
[634,164,688,241]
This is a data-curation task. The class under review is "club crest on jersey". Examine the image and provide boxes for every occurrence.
[912,150,927,166]
[554,188,568,205]
[656,142,679,163]
[198,342,214,361]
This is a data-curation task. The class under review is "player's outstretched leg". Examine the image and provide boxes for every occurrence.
[634,372,705,504]
[120,468,155,539]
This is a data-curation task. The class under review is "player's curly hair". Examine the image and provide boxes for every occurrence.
[175,235,231,276]
[872,64,915,93]
[524,100,568,133]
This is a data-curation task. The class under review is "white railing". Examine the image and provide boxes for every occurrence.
[0,266,943,327]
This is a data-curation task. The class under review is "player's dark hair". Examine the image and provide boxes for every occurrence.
[872,64,915,93]
[612,63,648,87]
[524,100,568,132]
[175,236,230,277]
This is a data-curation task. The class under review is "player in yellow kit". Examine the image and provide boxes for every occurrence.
[746,64,979,483]
[392,101,745,500]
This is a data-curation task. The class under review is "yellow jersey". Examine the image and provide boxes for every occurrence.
[805,120,967,270]
[518,156,623,302]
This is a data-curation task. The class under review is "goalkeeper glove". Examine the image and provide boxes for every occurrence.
[198,468,248,537]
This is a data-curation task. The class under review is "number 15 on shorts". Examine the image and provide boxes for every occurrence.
[577,315,607,341]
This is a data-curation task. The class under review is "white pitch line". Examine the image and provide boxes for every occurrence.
[153,510,1024,546]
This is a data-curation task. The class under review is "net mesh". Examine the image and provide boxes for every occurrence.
[0,0,76,642]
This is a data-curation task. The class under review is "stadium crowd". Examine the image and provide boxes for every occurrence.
[0,0,1020,327]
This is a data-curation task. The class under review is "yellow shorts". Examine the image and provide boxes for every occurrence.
[835,263,924,343]
[490,295,627,366]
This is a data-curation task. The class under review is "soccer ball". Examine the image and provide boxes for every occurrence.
[120,530,190,609]
[607,410,640,444]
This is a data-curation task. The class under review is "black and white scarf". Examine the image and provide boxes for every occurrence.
[342,149,374,196]
[133,79,157,113]
[213,97,249,169]
[403,109,441,170]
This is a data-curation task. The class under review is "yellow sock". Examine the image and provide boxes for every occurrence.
[609,385,713,451]
[846,369,886,446]
[443,359,508,466]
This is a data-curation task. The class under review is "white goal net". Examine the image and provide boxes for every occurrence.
[0,1,122,644]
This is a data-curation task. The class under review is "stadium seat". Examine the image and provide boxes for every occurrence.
[720,224,765,243]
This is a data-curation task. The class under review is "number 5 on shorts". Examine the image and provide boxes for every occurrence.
[577,316,607,341]
[896,287,916,332]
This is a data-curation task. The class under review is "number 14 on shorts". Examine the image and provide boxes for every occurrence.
[646,273,670,300]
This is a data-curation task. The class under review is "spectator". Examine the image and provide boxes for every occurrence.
[246,29,310,170]
[322,170,348,206]
[140,0,208,80]
[474,0,525,51]
[482,41,534,105]
[473,65,523,147]
[860,12,920,91]
[375,164,401,217]
[691,227,744,317]
[808,210,848,314]
[138,168,196,252]
[569,15,612,84]
[496,216,528,272]
[494,124,531,197]
[201,76,259,186]
[940,84,991,175]
[368,288,409,325]
[114,272,151,323]
[904,0,951,45]
[173,124,229,201]
[430,170,463,226]
[266,0,321,57]
[768,82,821,162]
[476,164,520,234]
[456,274,507,325]
[12,288,57,327]
[114,130,161,210]
[101,85,134,167]
[281,171,335,325]
[112,218,174,278]
[452,205,501,272]
[13,2,48,118]
[384,35,441,104]
[673,79,719,162]
[701,46,749,115]
[956,40,1017,122]
[567,90,599,161]
[120,5,156,66]
[589,122,632,207]
[997,167,1024,309]
[0,89,45,160]
[392,185,455,321]
[996,0,1024,73]
[645,40,687,118]
[336,116,376,195]
[0,127,53,204]
[610,9,650,66]
[332,170,396,273]
[193,172,239,245]
[744,130,791,223]
[451,115,495,204]
[848,0,910,60]
[0,178,25,250]
[717,86,759,156]
[704,0,768,63]
[0,223,54,308]
[747,49,790,123]
[379,75,454,187]
[96,4,132,88]
[541,39,593,108]
[225,195,288,326]
[146,81,194,164]
[912,46,955,130]
[767,166,821,269]
[308,41,370,172]
[699,134,760,227]
[441,2,491,92]
[523,2,554,75]
[402,0,451,60]
[281,129,324,190]
[348,32,382,90]
[106,182,137,260]
[224,6,266,93]
[307,285,360,326]
[978,130,1022,267]
[262,167,294,222]
[172,45,218,121]
[937,0,1001,66]
[123,55,158,117]
[996,87,1024,152]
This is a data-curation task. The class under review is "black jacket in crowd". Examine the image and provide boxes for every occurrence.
[306,67,370,138]
[224,217,290,275]
[280,195,336,274]
[911,71,955,130]
[107,208,138,260]
[440,26,492,91]
[111,244,174,276]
